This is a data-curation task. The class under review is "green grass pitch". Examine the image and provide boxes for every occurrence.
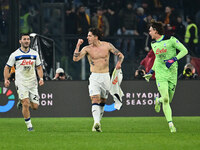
[0,117,200,150]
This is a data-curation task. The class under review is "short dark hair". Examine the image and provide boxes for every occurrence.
[20,33,30,39]
[150,20,164,35]
[88,28,103,40]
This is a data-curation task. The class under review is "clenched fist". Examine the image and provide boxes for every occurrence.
[77,39,84,46]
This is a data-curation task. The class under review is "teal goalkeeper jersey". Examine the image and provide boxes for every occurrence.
[151,35,188,82]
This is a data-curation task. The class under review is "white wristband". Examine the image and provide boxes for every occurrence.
[40,78,43,81]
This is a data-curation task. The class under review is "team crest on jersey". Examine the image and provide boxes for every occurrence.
[164,43,166,47]
[157,83,160,87]
[176,40,179,43]
[31,55,34,59]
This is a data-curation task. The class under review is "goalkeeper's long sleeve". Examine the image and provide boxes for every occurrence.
[172,37,188,60]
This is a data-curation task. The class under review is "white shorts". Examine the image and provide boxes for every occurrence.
[16,84,39,105]
[88,72,110,99]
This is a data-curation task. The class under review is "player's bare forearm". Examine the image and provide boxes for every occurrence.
[4,65,11,87]
[37,65,44,86]
[73,39,84,62]
[4,65,10,80]
[37,65,43,79]
[73,48,81,62]
[118,52,124,64]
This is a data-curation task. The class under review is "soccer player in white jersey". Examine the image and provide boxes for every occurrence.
[4,33,44,131]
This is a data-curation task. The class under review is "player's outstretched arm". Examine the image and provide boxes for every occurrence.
[73,39,87,62]
[109,43,124,69]
[4,65,11,87]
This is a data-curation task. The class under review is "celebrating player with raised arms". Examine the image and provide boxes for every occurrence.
[143,20,188,132]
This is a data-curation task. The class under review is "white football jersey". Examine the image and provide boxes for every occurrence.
[6,48,41,87]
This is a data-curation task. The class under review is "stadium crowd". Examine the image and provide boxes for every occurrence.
[1,0,200,80]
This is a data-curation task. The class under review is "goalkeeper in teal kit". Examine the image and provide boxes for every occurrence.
[144,20,188,132]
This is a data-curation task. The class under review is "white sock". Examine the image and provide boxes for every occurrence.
[92,104,101,124]
[168,121,174,127]
[25,118,32,128]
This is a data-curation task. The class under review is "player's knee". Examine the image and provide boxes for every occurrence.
[163,97,169,103]
[22,100,29,109]
[101,98,106,103]
[91,95,101,103]
[22,103,29,109]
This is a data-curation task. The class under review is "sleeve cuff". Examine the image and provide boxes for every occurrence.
[36,64,42,67]
[6,64,12,67]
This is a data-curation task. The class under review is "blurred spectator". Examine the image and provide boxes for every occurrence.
[136,7,147,35]
[103,0,124,14]
[184,15,198,56]
[178,63,199,80]
[29,4,40,33]
[0,0,9,43]
[141,0,154,15]
[134,65,146,80]
[190,56,200,76]
[174,16,185,41]
[117,2,139,59]
[159,6,177,36]
[143,14,153,52]
[76,5,90,35]
[19,3,33,34]
[53,68,72,80]
[195,10,200,35]
[104,7,118,36]
[91,7,109,37]
[65,6,77,34]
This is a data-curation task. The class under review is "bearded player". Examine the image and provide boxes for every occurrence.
[4,33,44,131]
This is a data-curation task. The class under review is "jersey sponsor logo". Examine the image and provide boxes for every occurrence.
[156,48,167,54]
[112,76,118,85]
[20,59,34,65]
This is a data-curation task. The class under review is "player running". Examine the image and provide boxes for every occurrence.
[4,33,44,131]
[143,20,188,132]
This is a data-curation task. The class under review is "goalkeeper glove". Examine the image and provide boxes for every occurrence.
[143,69,154,82]
[164,57,178,69]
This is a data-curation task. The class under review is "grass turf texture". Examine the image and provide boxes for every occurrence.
[0,117,200,150]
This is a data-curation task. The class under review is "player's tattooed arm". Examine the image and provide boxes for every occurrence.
[73,52,80,57]
[73,39,88,61]
[73,47,87,62]
[109,43,120,55]
[109,43,124,63]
